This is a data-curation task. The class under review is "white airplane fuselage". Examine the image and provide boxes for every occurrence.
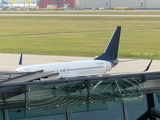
[15,60,112,78]
[3,4,24,7]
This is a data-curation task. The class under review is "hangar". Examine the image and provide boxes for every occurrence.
[1,70,160,120]
[0,0,160,9]
[36,0,160,9]
[76,0,160,10]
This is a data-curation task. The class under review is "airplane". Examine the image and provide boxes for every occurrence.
[24,0,37,8]
[25,0,37,7]
[2,0,37,8]
[14,26,121,79]
[2,0,25,7]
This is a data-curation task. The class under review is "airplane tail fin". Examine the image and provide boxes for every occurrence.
[25,0,33,4]
[95,26,121,61]
[2,0,8,4]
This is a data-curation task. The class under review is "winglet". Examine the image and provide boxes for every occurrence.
[144,59,153,72]
[94,26,121,61]
[18,53,23,66]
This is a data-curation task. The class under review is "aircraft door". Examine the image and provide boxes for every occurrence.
[25,68,30,72]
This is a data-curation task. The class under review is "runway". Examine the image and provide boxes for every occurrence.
[0,14,160,17]
[0,53,160,72]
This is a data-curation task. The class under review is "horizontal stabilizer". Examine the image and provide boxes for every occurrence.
[116,59,142,63]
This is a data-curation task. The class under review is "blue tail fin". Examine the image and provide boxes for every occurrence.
[95,26,121,61]
[2,0,8,4]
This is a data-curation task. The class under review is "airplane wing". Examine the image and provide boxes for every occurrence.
[107,60,153,75]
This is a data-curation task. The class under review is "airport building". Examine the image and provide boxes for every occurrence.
[37,0,75,9]
[76,0,160,10]
[1,0,160,9]
[1,71,160,120]
[36,0,160,9]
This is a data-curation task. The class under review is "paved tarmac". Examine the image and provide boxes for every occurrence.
[0,14,160,17]
[0,53,160,73]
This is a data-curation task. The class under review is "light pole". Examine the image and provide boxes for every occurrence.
[24,0,25,8]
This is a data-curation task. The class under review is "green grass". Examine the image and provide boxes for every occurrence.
[0,11,160,59]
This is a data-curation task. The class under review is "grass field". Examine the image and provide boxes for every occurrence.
[0,11,160,59]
